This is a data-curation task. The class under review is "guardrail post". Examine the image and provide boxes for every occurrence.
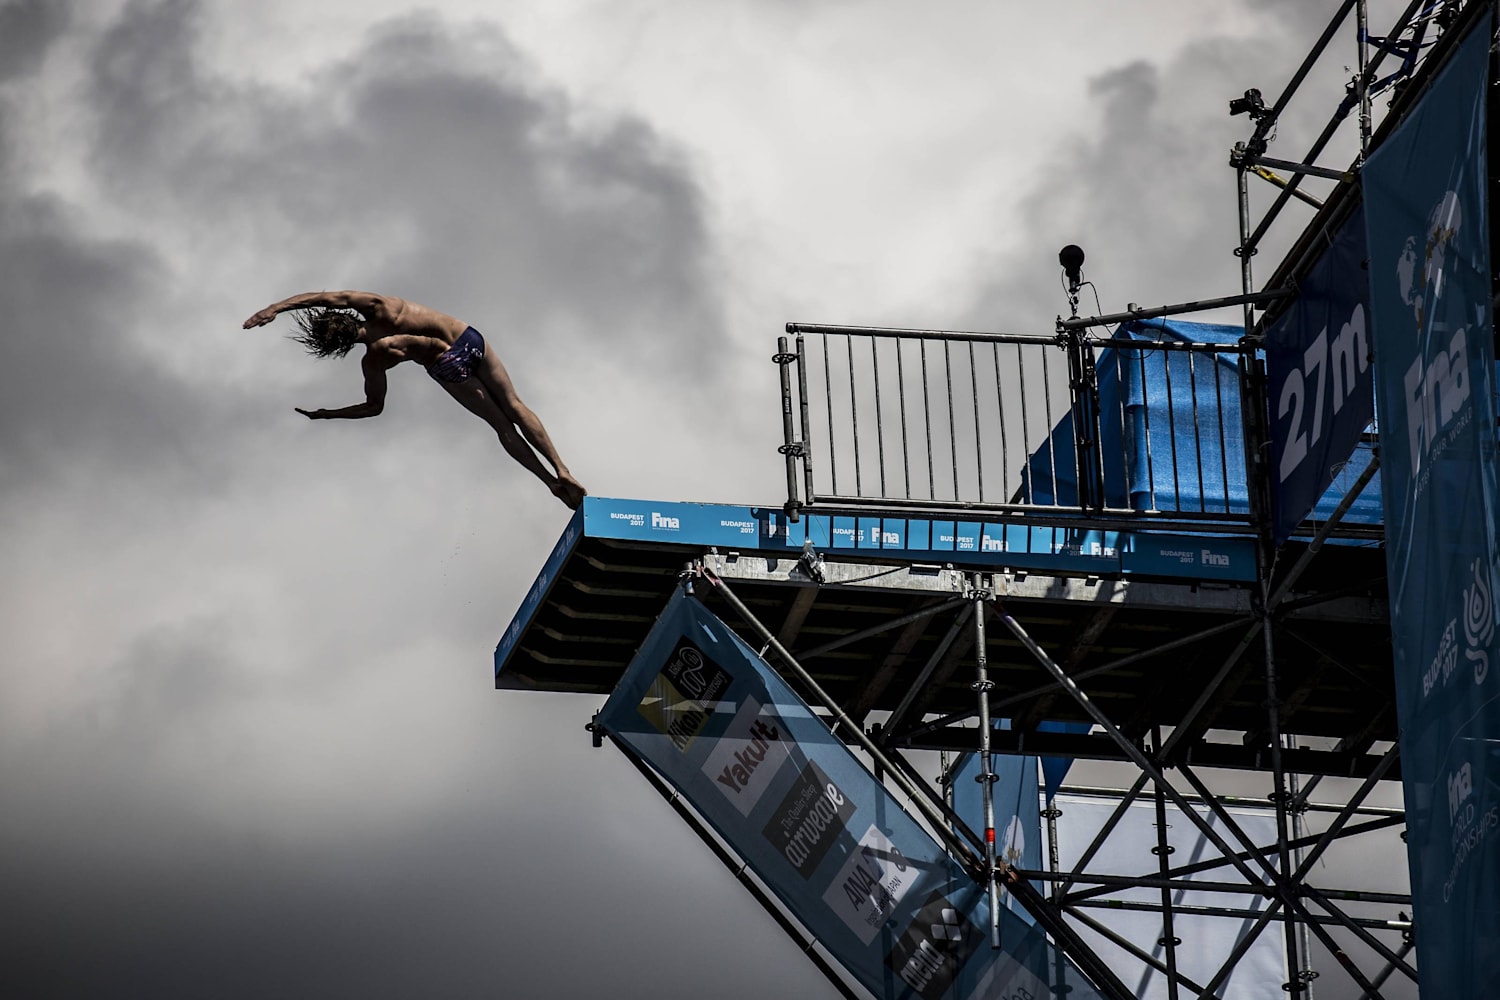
[774,336,805,520]
[1064,328,1106,511]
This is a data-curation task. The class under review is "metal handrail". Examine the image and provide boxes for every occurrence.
[777,325,1255,524]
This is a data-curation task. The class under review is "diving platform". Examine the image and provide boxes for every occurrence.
[496,496,1393,778]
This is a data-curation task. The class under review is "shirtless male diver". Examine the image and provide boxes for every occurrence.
[244,291,587,509]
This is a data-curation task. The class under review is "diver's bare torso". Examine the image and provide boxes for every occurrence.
[360,298,470,370]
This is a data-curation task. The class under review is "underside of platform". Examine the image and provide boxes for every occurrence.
[497,498,1393,779]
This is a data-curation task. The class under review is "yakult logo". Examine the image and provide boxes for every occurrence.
[1397,191,1472,472]
[702,696,792,816]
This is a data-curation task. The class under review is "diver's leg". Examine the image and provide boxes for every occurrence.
[437,378,573,504]
[476,347,586,507]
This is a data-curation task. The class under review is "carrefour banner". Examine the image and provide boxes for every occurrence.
[1363,23,1500,999]
[598,590,1105,1000]
[1267,211,1374,543]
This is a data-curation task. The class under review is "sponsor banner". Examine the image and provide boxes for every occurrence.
[1267,212,1374,543]
[598,590,1106,1000]
[823,824,918,945]
[585,497,796,549]
[1120,535,1256,581]
[702,695,793,816]
[1364,24,1500,998]
[763,759,860,878]
[578,497,1258,581]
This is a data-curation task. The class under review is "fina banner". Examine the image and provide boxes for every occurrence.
[1267,211,1374,543]
[599,590,1105,1000]
[1363,22,1500,999]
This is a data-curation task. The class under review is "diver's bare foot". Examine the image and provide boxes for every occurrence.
[551,475,587,510]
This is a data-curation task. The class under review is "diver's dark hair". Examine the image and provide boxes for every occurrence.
[291,308,363,359]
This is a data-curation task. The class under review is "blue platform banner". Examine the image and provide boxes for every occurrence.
[1267,211,1374,543]
[1364,23,1500,999]
[598,590,1106,1000]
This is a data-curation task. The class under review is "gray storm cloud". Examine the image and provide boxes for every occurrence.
[957,18,1351,337]
[0,1,1405,998]
[0,0,726,501]
[83,0,723,370]
[0,2,776,997]
[0,0,71,83]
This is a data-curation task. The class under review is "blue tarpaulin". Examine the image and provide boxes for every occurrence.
[1025,318,1384,536]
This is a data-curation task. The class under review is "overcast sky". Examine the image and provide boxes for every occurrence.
[0,1,1414,997]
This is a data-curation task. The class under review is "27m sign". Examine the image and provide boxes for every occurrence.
[1266,211,1374,543]
[1275,302,1368,480]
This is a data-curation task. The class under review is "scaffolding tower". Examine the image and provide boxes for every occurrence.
[497,3,1497,997]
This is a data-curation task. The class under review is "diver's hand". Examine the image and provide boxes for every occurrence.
[243,307,279,329]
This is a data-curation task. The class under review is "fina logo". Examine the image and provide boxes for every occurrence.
[650,511,681,530]
[1397,190,1472,471]
[1449,762,1474,824]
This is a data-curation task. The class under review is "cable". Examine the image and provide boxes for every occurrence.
[836,564,908,585]
[1078,281,1111,338]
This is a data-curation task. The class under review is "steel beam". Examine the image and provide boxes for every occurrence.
[901,726,1401,779]
[1057,290,1291,332]
[1060,815,1407,907]
[1064,907,1222,1000]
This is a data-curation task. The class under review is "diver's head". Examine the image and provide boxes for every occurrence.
[291,308,364,359]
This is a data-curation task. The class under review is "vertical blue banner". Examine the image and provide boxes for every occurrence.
[1364,23,1500,999]
[1267,212,1375,543]
[598,590,1106,1000]
[1036,721,1093,803]
[950,732,1042,924]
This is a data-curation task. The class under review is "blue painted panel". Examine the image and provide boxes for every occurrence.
[574,497,1255,581]
[1121,534,1256,581]
[493,508,585,680]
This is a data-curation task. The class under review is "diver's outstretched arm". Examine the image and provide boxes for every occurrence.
[295,355,390,420]
[243,291,396,328]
